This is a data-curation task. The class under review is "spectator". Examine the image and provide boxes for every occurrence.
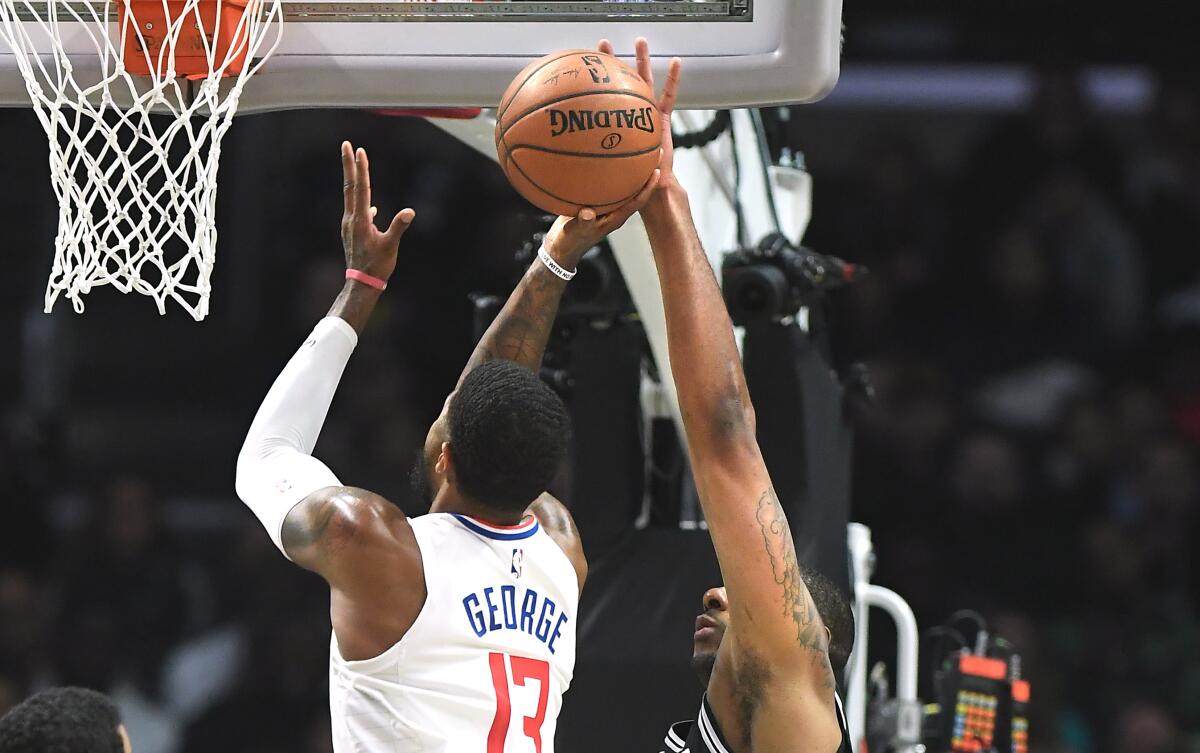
[957,67,1124,242]
[56,477,189,700]
[1112,703,1182,753]
[1026,169,1145,349]
[1128,77,1200,301]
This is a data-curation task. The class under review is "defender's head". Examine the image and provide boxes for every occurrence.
[691,568,856,687]
[0,687,131,753]
[412,360,571,518]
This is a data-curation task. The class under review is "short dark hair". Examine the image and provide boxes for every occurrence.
[801,566,856,675]
[0,687,123,753]
[447,360,572,514]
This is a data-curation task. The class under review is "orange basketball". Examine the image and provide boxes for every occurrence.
[495,50,662,217]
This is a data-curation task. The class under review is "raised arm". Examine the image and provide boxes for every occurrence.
[454,183,657,383]
[424,164,659,586]
[630,40,836,693]
[235,142,417,586]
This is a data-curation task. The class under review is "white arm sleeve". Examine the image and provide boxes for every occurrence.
[235,316,358,558]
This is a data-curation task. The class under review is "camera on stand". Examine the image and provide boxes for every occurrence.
[721,232,867,326]
[470,223,639,399]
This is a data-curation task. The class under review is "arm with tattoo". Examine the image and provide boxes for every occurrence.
[428,176,660,580]
[628,42,834,690]
[454,178,657,387]
[643,184,831,663]
[456,238,575,383]
[755,488,838,692]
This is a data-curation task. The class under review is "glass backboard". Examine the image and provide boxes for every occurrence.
[0,0,842,111]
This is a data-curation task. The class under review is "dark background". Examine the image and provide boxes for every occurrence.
[2,4,1200,753]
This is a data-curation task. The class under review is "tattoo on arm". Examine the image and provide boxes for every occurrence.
[530,493,579,540]
[281,494,344,560]
[754,488,838,693]
[327,281,383,336]
[460,263,565,383]
[754,488,821,646]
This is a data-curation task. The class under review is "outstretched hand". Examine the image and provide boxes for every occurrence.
[540,39,680,265]
[599,37,682,193]
[340,141,415,283]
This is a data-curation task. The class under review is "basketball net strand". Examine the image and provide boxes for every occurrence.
[0,0,282,320]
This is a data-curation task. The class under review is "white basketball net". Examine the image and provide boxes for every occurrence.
[0,0,282,319]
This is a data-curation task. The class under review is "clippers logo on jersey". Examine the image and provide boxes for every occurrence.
[462,584,570,654]
[581,54,611,84]
[547,107,656,138]
[511,548,524,578]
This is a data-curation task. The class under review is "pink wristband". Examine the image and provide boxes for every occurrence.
[346,268,387,291]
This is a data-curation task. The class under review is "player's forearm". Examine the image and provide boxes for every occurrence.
[328,279,384,336]
[643,192,836,669]
[642,185,756,447]
[239,316,356,460]
[235,316,354,555]
[456,247,572,388]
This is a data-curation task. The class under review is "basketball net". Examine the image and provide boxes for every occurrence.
[0,0,282,319]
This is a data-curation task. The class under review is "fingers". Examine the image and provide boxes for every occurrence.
[660,57,682,116]
[556,206,595,240]
[384,207,417,244]
[628,168,662,212]
[598,38,614,56]
[600,169,661,227]
[635,37,654,90]
[355,147,372,218]
[341,141,356,215]
[559,206,595,227]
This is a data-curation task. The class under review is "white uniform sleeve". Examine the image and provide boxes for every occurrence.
[235,316,358,558]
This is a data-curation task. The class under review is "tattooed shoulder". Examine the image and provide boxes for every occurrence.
[281,490,366,559]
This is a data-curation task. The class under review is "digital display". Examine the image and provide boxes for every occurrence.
[281,1,751,22]
[7,0,749,23]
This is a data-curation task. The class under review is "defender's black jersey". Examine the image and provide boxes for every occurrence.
[660,692,851,753]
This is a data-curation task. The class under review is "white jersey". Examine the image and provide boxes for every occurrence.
[329,512,579,753]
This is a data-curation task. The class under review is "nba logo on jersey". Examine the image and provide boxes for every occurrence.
[511,548,524,578]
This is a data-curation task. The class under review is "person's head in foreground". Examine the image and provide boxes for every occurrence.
[411,360,572,518]
[692,566,856,687]
[0,687,131,753]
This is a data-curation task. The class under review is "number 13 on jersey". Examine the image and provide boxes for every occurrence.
[488,652,551,753]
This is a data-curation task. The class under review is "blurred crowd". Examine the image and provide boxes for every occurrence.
[808,71,1200,753]
[1,69,1199,753]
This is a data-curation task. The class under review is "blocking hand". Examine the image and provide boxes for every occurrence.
[599,37,682,194]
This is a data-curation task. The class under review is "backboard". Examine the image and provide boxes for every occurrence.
[0,0,843,112]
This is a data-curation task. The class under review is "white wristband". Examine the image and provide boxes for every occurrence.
[538,244,576,281]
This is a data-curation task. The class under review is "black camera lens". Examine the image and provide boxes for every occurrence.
[722,264,791,326]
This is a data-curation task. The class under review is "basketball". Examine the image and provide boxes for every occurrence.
[495,49,662,217]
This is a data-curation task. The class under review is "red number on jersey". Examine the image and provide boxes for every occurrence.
[487,652,551,753]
